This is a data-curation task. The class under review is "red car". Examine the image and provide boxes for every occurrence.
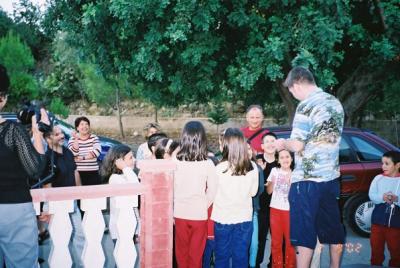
[270,126,399,237]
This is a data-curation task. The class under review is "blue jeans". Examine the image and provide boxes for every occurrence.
[202,239,215,268]
[214,221,253,268]
[70,201,85,267]
[249,212,258,267]
[0,202,38,268]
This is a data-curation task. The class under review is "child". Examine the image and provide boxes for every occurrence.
[154,138,179,159]
[266,149,295,268]
[369,150,400,267]
[248,142,265,268]
[136,122,161,160]
[211,128,259,267]
[256,132,279,267]
[173,121,218,268]
[100,145,140,243]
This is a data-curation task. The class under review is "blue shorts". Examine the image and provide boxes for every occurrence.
[289,179,345,249]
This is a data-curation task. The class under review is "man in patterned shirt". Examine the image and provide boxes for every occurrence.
[275,66,345,268]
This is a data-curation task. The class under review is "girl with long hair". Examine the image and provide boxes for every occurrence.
[100,144,140,243]
[211,128,259,267]
[266,149,295,268]
[173,121,218,268]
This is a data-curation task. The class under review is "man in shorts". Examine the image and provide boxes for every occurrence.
[275,66,345,268]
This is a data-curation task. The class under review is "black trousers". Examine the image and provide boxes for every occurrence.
[256,193,272,267]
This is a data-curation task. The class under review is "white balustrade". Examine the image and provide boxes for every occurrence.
[48,200,74,268]
[81,197,107,268]
[112,195,139,268]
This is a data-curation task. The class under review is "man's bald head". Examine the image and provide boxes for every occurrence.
[246,105,264,130]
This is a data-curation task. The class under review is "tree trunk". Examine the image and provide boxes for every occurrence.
[336,64,384,126]
[116,87,125,139]
[154,106,158,123]
[276,82,296,125]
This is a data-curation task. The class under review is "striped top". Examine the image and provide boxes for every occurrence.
[68,134,101,171]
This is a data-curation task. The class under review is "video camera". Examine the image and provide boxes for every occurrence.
[17,100,55,134]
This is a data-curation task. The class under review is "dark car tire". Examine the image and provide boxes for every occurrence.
[344,193,374,238]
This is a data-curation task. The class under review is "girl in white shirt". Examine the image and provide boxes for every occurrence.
[211,128,259,268]
[266,149,295,268]
[100,145,140,243]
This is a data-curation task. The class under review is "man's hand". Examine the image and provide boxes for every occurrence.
[275,138,286,151]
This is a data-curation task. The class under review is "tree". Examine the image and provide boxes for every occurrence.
[79,63,133,138]
[45,0,400,125]
[208,102,229,134]
[0,31,38,106]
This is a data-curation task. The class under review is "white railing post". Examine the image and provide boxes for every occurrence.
[81,197,107,268]
[48,200,75,268]
[113,195,139,268]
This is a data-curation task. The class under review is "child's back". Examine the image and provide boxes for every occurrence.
[211,160,258,224]
[174,159,217,220]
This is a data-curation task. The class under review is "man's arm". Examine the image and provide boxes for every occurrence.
[275,138,304,153]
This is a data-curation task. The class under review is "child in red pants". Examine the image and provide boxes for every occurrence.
[369,150,400,267]
[266,149,295,268]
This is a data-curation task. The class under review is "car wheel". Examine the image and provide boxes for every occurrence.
[345,194,374,237]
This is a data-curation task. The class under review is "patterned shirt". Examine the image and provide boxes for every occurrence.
[68,134,101,171]
[290,88,344,183]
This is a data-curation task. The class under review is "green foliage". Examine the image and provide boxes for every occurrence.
[0,31,38,104]
[208,102,229,126]
[43,0,400,121]
[48,97,69,118]
[43,32,84,104]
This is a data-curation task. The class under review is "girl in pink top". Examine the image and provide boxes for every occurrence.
[173,121,218,268]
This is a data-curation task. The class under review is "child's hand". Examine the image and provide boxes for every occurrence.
[383,192,397,204]
[115,158,128,170]
[257,159,266,169]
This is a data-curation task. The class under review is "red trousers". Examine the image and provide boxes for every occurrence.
[174,218,207,268]
[370,224,400,267]
[270,208,295,268]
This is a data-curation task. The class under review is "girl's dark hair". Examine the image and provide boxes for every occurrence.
[0,64,10,97]
[277,149,295,170]
[100,144,132,182]
[176,121,208,161]
[147,132,168,152]
[154,138,179,159]
[222,128,253,175]
[74,116,91,129]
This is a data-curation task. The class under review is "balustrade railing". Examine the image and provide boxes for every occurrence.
[30,160,175,268]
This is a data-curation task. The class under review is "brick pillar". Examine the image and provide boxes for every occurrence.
[138,160,176,268]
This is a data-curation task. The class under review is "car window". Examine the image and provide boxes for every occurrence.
[339,138,353,163]
[349,135,385,161]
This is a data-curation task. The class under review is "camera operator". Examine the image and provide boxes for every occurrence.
[0,64,48,267]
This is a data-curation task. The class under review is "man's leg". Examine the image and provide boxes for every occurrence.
[289,182,319,267]
[295,246,314,268]
[316,179,345,268]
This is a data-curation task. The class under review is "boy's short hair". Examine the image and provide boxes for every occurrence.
[262,132,277,142]
[383,150,400,165]
[283,66,315,88]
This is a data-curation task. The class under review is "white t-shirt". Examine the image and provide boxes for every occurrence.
[267,167,291,211]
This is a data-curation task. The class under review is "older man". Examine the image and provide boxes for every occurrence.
[275,66,345,268]
[241,105,269,154]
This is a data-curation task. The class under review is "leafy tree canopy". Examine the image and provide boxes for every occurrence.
[43,0,400,124]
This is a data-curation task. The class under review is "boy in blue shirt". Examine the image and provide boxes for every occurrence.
[369,150,400,267]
